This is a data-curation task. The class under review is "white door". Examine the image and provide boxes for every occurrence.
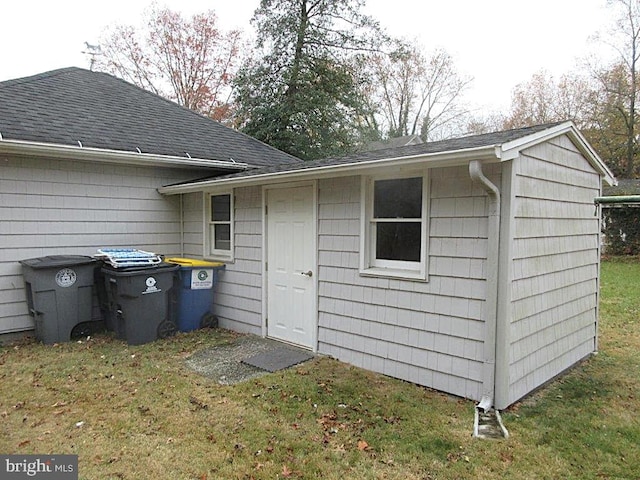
[266,185,316,348]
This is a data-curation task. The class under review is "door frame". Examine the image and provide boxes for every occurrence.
[261,181,318,351]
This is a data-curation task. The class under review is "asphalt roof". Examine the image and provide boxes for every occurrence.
[171,121,568,184]
[603,178,640,196]
[0,67,300,167]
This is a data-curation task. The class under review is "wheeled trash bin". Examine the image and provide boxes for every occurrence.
[19,255,97,344]
[101,263,179,345]
[165,258,224,332]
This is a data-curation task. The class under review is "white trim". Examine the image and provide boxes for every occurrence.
[203,191,234,262]
[261,186,268,339]
[359,170,430,282]
[0,138,249,170]
[499,121,616,186]
[494,161,515,410]
[594,179,604,353]
[158,121,617,195]
[159,146,499,194]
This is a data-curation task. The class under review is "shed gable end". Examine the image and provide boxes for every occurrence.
[506,134,602,406]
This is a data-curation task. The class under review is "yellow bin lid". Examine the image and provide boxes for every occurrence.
[165,257,224,267]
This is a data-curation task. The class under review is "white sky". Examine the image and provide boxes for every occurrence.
[1,0,616,113]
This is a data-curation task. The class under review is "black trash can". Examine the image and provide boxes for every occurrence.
[19,255,97,344]
[101,263,179,345]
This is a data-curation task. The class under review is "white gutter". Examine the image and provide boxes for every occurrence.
[469,160,501,412]
[0,138,249,171]
[159,145,501,194]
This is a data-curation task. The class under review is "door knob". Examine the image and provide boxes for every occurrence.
[301,270,313,277]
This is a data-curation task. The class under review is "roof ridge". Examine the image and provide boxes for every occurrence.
[0,67,84,89]
[438,121,568,144]
[359,122,570,159]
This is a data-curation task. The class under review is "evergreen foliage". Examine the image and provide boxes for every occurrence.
[233,0,383,160]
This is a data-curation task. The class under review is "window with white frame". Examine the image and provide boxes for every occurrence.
[361,172,428,280]
[206,192,233,259]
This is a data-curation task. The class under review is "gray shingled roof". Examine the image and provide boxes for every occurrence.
[365,134,424,151]
[171,122,567,184]
[603,178,640,196]
[0,67,300,167]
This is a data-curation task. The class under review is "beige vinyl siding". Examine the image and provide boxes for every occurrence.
[508,135,601,404]
[0,155,202,334]
[208,186,263,335]
[317,166,496,402]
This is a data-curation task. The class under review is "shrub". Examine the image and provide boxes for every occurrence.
[602,207,640,255]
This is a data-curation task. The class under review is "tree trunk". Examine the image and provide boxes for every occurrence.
[287,0,309,100]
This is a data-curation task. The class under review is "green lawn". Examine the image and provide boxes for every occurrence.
[1,259,639,479]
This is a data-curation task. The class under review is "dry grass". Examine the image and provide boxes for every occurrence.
[1,258,639,479]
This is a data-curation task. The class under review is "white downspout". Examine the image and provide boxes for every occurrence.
[469,160,500,412]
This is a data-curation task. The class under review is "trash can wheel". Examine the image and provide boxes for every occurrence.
[200,313,218,329]
[157,320,177,339]
[71,321,104,340]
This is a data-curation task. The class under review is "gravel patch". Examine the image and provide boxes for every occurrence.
[185,335,309,385]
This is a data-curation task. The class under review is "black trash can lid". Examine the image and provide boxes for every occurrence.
[19,255,96,269]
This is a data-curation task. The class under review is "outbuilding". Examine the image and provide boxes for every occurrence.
[0,68,616,410]
[159,122,616,410]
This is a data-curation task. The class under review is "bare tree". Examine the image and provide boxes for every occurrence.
[371,42,472,141]
[501,70,595,130]
[590,0,640,177]
[98,7,243,123]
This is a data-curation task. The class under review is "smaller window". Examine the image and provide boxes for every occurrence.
[207,193,233,259]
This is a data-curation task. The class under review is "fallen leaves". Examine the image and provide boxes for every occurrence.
[189,395,209,410]
[446,450,471,464]
[317,411,343,433]
[357,439,369,451]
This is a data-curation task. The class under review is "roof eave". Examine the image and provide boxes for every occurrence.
[158,145,500,195]
[0,138,250,171]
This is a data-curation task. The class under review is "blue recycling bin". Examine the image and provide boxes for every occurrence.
[166,258,224,332]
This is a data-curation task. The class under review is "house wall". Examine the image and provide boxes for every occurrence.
[182,192,205,258]
[316,166,499,401]
[0,155,202,335]
[182,187,264,335]
[505,134,602,406]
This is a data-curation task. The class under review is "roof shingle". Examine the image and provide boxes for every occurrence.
[0,67,300,167]
[183,122,567,182]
